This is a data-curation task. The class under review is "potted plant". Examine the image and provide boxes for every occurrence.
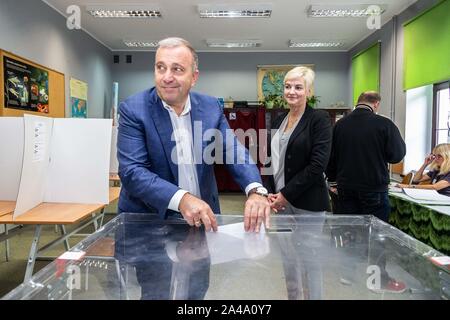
[307,95,320,108]
[263,94,288,109]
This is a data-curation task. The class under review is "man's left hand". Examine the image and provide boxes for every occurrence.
[244,194,271,233]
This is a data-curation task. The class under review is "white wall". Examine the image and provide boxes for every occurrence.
[112,51,349,109]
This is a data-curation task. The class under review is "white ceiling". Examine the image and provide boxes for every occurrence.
[43,0,417,52]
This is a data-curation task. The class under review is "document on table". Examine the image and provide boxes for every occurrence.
[403,188,450,202]
[388,182,403,193]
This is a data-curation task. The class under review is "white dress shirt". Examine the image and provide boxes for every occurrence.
[163,95,262,212]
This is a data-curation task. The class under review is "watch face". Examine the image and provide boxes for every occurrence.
[256,187,268,195]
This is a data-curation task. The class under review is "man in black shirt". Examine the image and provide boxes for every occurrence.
[326,91,406,220]
[326,91,407,294]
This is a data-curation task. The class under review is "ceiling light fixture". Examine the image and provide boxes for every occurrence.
[198,4,272,18]
[123,40,159,48]
[307,4,385,18]
[206,39,262,48]
[86,5,162,18]
[289,40,344,48]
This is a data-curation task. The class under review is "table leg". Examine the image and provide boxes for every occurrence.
[24,225,42,282]
[59,225,70,251]
[5,224,10,262]
[97,208,105,229]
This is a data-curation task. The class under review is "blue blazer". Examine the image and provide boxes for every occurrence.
[117,87,261,218]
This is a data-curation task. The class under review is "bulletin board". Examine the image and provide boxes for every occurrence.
[0,50,65,118]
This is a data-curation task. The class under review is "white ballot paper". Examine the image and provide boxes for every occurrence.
[205,222,270,265]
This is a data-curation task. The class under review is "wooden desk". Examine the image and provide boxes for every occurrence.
[0,201,15,217]
[0,201,15,261]
[0,187,120,282]
[0,187,120,224]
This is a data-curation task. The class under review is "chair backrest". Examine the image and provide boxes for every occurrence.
[401,171,416,184]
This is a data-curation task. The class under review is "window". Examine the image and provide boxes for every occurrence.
[432,81,450,147]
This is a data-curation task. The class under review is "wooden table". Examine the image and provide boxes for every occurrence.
[0,187,120,282]
[0,201,15,217]
[0,201,16,261]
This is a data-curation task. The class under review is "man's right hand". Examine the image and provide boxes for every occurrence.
[179,193,218,232]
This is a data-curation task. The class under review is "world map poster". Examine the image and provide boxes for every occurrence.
[256,64,314,102]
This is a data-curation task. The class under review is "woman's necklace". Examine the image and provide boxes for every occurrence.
[285,112,302,131]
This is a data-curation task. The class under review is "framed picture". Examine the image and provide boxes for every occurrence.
[3,56,49,113]
[257,64,314,102]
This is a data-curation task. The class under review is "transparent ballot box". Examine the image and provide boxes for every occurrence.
[3,213,449,300]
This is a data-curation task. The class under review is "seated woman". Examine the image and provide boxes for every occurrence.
[397,143,450,196]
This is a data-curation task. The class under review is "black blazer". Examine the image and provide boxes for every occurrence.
[263,106,332,211]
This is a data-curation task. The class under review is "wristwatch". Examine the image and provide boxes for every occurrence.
[249,186,269,197]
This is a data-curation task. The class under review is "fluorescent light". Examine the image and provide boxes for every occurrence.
[289,40,344,48]
[123,40,159,48]
[198,4,272,18]
[86,5,162,18]
[206,39,262,48]
[307,4,385,18]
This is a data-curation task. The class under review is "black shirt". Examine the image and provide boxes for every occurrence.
[326,107,406,192]
[427,170,450,196]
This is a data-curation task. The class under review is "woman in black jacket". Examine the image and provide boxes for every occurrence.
[265,66,332,214]
[264,66,332,300]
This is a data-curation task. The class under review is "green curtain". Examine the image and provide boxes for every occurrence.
[403,0,450,90]
[351,42,380,105]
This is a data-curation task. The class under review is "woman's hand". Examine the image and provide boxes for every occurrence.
[268,192,288,213]
[424,154,435,165]
[396,183,413,188]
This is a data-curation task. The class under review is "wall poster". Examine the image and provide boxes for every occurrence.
[70,78,88,118]
[3,56,49,113]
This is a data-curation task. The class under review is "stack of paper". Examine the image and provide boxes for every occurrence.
[403,189,450,202]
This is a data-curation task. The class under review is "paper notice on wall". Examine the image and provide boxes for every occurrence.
[70,78,88,118]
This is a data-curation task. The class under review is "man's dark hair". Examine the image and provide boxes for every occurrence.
[357,91,381,104]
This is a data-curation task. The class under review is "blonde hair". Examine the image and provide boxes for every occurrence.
[284,66,315,97]
[429,143,450,174]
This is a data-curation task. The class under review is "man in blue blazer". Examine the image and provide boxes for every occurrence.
[117,37,270,233]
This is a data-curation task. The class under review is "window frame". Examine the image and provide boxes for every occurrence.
[431,80,450,148]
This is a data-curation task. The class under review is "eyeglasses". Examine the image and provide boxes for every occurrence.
[433,154,443,159]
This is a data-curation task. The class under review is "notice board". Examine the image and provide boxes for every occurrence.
[0,50,65,118]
